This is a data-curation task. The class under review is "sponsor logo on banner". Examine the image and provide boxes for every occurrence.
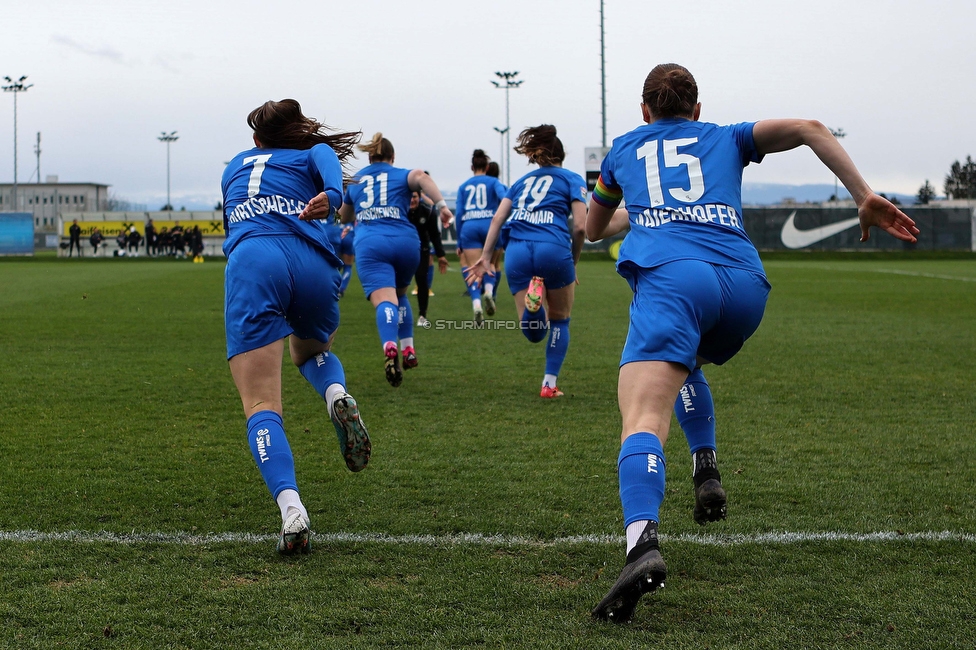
[780,210,861,249]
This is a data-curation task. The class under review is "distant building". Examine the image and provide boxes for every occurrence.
[0,177,110,230]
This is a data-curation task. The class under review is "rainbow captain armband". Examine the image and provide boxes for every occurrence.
[591,175,623,209]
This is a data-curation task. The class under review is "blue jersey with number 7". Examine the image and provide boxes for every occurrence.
[594,118,764,274]
[221,143,343,263]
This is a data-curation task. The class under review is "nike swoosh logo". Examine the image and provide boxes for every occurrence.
[780,210,861,249]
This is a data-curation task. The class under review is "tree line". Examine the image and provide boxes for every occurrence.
[917,155,976,204]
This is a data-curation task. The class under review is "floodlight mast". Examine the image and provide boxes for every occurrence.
[2,75,33,211]
[33,132,40,184]
[600,0,606,148]
[157,131,179,210]
[492,126,508,181]
[491,71,523,185]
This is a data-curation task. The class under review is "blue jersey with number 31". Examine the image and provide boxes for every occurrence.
[221,143,343,264]
[596,118,764,274]
[342,162,418,245]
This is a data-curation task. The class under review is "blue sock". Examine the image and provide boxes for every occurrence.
[375,301,399,347]
[545,318,570,376]
[618,432,666,527]
[247,410,298,500]
[339,264,353,293]
[461,266,481,300]
[485,271,497,294]
[298,350,345,400]
[426,264,434,289]
[674,367,716,455]
[520,305,548,343]
[397,295,413,340]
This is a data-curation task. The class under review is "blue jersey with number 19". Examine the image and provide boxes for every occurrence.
[221,143,343,264]
[594,118,764,274]
[505,166,588,247]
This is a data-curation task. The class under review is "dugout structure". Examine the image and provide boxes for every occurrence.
[57,211,225,257]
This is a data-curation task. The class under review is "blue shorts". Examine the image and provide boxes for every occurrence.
[458,218,492,251]
[225,235,341,359]
[619,260,770,371]
[504,238,576,294]
[354,233,421,297]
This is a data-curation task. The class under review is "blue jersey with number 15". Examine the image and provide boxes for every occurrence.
[221,143,343,264]
[595,118,764,274]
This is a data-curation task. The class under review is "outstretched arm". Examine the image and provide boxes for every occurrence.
[408,169,454,228]
[570,200,587,265]
[467,198,513,284]
[585,202,630,241]
[753,119,918,243]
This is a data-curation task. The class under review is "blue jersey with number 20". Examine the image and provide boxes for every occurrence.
[596,118,764,274]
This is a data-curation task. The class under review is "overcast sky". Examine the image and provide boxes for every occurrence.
[2,0,973,209]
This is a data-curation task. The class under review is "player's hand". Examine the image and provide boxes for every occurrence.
[299,192,331,221]
[858,193,919,243]
[340,225,351,239]
[438,256,450,274]
[439,206,454,229]
[466,257,490,285]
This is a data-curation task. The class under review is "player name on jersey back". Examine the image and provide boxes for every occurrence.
[510,208,555,226]
[227,195,307,225]
[358,206,403,222]
[633,203,741,231]
[460,209,495,221]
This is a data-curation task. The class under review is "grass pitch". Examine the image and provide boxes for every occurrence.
[1,253,974,648]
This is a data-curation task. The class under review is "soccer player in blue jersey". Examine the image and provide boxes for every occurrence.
[221,99,373,556]
[585,64,919,622]
[486,160,508,300]
[339,133,454,387]
[325,218,356,297]
[468,125,588,398]
[456,149,508,324]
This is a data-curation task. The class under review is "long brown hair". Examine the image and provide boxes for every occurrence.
[247,99,361,161]
[357,132,395,163]
[514,125,564,166]
[641,64,698,119]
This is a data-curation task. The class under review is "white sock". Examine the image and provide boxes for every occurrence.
[473,298,482,312]
[276,489,308,524]
[324,383,345,419]
[484,282,494,295]
[542,374,558,388]
[400,337,414,350]
[626,520,649,555]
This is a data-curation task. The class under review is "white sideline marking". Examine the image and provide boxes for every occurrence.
[1,529,974,547]
[870,269,976,283]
